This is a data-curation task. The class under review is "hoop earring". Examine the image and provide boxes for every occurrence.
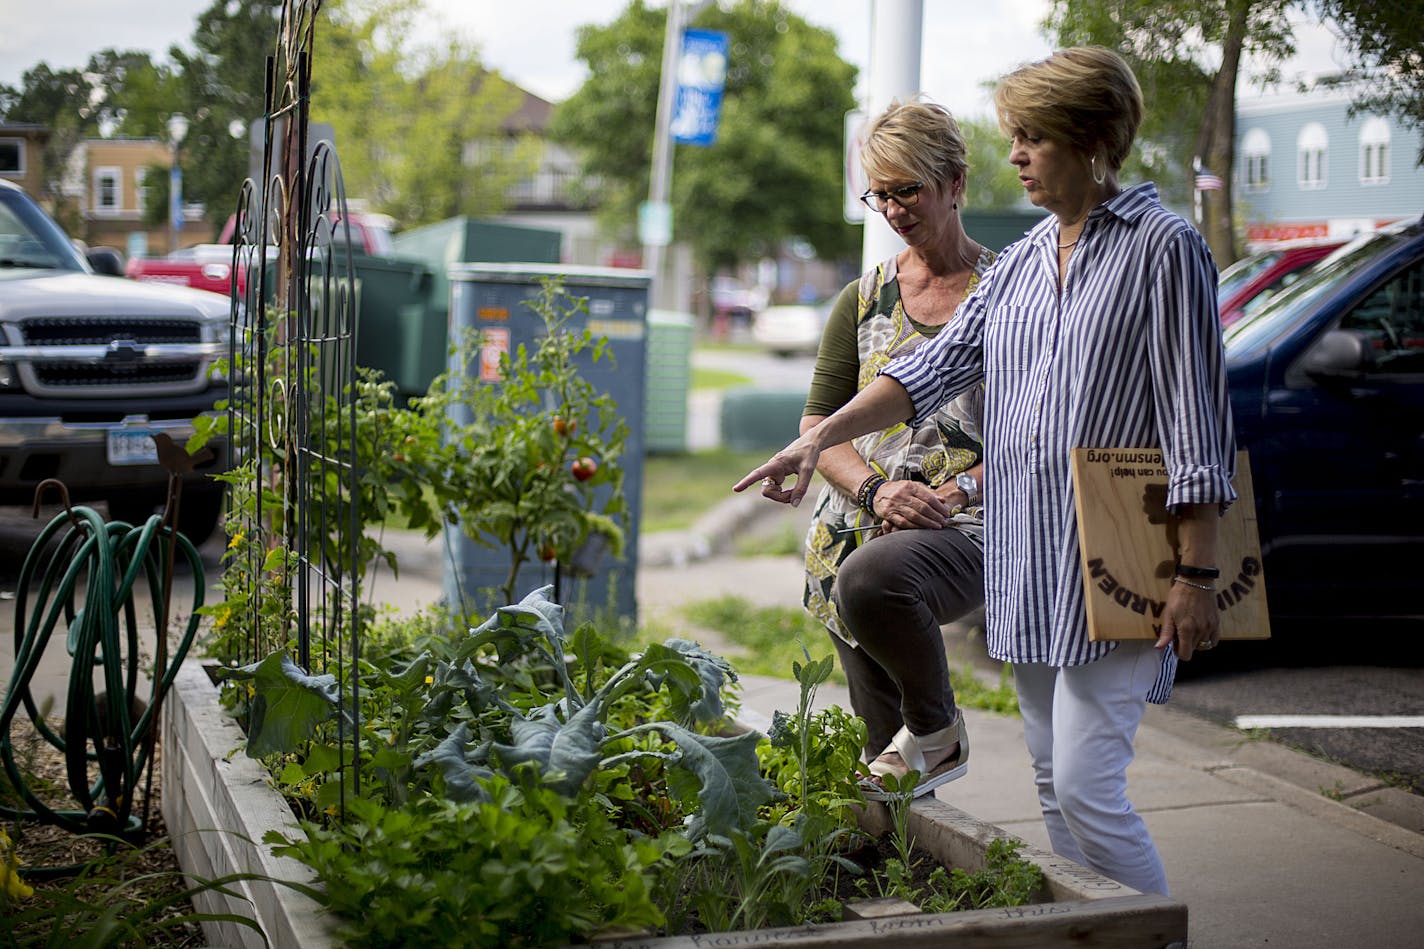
[1091,154,1106,186]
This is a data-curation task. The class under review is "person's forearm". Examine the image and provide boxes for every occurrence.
[1174,503,1220,572]
[801,414,875,496]
[805,375,914,454]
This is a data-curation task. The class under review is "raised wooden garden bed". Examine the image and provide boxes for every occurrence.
[162,659,1187,948]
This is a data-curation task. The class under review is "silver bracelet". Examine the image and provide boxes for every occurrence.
[1172,576,1215,592]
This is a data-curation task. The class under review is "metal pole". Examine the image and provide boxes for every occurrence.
[861,0,923,273]
[645,0,687,311]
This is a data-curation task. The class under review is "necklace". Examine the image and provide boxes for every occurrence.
[1057,238,1079,249]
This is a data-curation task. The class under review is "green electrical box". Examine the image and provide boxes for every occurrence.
[644,310,695,454]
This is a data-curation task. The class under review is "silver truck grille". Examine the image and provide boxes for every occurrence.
[16,317,210,393]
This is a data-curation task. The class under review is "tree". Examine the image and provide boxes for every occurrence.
[961,117,1029,212]
[550,0,860,272]
[1046,0,1296,266]
[164,0,285,233]
[310,0,536,226]
[1314,0,1424,163]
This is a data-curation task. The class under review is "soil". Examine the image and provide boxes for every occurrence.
[2,718,206,947]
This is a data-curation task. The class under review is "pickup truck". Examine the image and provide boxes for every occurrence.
[0,179,229,542]
[1223,216,1424,622]
[125,210,397,295]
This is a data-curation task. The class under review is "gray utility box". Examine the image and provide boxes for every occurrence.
[443,264,651,624]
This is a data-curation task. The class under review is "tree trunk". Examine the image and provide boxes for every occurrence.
[1194,0,1250,267]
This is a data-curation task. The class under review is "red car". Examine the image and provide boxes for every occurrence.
[126,211,396,296]
[1217,237,1345,328]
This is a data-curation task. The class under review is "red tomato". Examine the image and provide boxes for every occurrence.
[571,457,598,482]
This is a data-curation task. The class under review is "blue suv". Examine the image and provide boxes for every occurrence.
[1224,217,1424,621]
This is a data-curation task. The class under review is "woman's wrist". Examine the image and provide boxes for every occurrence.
[857,473,887,514]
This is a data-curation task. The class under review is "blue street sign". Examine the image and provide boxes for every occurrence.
[170,164,184,233]
[671,29,728,147]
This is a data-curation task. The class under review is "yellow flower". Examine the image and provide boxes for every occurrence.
[227,532,245,550]
[1,828,34,902]
[424,675,434,685]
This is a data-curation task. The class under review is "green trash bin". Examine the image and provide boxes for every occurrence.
[347,254,440,400]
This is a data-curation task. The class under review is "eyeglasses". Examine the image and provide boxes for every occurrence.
[859,182,925,213]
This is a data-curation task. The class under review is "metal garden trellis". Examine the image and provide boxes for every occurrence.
[227,0,363,797]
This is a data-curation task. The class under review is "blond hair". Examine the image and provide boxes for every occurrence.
[860,98,968,196]
[994,47,1143,170]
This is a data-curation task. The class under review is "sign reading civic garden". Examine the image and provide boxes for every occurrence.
[1071,449,1270,643]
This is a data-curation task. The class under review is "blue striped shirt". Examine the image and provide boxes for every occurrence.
[883,183,1236,702]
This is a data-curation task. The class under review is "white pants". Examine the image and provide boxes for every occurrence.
[1012,641,1170,896]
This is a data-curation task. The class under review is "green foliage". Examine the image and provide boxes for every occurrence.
[313,0,539,225]
[269,787,677,948]
[962,115,1031,211]
[1316,0,1424,161]
[551,0,860,271]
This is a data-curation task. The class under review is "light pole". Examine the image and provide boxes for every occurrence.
[167,113,189,253]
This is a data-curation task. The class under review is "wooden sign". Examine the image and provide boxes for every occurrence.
[1070,448,1270,642]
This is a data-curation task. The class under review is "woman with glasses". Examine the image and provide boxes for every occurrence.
[737,48,1235,896]
[799,98,992,801]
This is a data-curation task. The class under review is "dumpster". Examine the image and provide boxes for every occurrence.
[346,254,439,400]
[443,264,650,623]
[391,217,562,397]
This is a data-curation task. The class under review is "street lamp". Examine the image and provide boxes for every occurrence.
[167,113,189,253]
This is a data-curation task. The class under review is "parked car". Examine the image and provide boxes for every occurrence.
[0,180,229,541]
[1223,217,1424,622]
[751,299,833,357]
[1218,237,1345,328]
[125,210,396,296]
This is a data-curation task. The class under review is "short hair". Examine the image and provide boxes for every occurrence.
[860,98,968,194]
[993,47,1143,170]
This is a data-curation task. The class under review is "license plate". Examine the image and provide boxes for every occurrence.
[107,428,161,466]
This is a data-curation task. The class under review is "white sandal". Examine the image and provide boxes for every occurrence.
[860,713,969,801]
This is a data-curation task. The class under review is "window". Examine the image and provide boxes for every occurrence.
[1242,128,1271,192]
[94,167,121,215]
[1359,117,1390,185]
[0,139,22,176]
[1297,123,1328,190]
[135,168,149,213]
[1339,260,1424,375]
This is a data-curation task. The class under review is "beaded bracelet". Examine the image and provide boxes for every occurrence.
[856,474,887,514]
[1172,576,1215,592]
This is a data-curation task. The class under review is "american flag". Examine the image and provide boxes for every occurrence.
[1194,158,1224,192]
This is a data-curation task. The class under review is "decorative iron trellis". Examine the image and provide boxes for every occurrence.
[228,14,362,795]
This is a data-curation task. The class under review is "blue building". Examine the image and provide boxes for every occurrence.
[1234,83,1424,247]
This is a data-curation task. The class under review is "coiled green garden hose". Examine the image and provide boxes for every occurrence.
[0,486,204,864]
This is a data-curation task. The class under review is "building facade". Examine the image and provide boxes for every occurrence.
[1234,83,1424,247]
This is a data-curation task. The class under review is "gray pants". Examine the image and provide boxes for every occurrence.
[830,527,986,760]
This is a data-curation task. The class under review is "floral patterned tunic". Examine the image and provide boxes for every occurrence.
[803,250,995,645]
